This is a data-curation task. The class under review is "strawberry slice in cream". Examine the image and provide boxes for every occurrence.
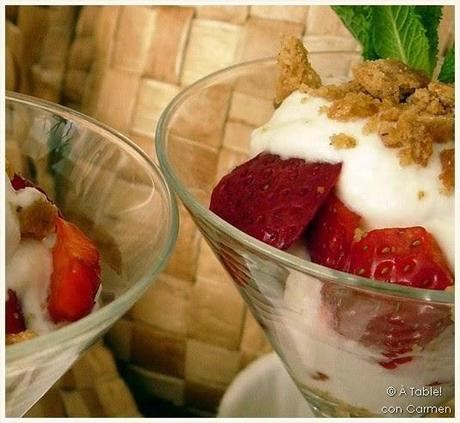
[5,172,101,342]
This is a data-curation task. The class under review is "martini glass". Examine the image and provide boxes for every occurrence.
[155,54,454,417]
[6,92,178,416]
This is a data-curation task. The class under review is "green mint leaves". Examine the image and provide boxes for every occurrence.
[331,6,378,60]
[332,5,452,81]
[372,7,432,76]
[414,6,442,75]
[438,46,455,83]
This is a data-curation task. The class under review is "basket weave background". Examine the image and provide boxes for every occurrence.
[6,5,454,417]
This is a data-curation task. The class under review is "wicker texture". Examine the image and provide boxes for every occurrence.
[6,5,454,416]
[24,343,141,418]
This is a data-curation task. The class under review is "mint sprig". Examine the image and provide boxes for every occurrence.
[333,5,451,80]
[331,6,378,60]
[373,6,432,76]
[438,46,455,83]
[414,6,442,75]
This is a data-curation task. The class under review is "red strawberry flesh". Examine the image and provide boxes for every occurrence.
[6,289,26,334]
[319,223,453,369]
[304,194,453,369]
[209,150,453,370]
[306,192,361,271]
[48,217,101,322]
[210,153,342,250]
[321,284,453,369]
[11,174,30,190]
[11,173,52,201]
[349,227,453,290]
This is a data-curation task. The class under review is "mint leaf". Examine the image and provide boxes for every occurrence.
[438,46,454,83]
[415,6,442,74]
[332,6,378,60]
[373,6,432,76]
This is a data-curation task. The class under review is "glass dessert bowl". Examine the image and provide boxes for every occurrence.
[156,52,454,417]
[6,92,178,417]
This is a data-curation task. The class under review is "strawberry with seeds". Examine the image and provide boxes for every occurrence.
[349,227,453,290]
[210,146,453,370]
[210,153,342,250]
[322,282,453,369]
[306,193,361,271]
[308,195,453,368]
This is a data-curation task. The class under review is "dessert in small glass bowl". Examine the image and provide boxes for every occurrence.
[5,92,178,417]
[156,42,454,417]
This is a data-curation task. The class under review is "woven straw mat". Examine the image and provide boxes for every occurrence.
[6,5,454,417]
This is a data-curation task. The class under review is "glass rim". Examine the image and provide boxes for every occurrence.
[155,55,454,306]
[5,91,179,360]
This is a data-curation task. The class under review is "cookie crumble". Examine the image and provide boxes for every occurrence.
[6,330,38,345]
[274,36,321,108]
[439,148,454,195]
[275,38,455,193]
[330,133,357,149]
[18,199,58,240]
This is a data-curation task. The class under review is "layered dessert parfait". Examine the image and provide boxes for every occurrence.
[209,37,454,416]
[6,167,101,344]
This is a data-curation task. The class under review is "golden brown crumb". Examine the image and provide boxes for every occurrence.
[274,36,321,108]
[330,133,357,149]
[17,199,58,239]
[307,80,363,101]
[369,120,401,148]
[362,115,380,136]
[353,228,366,242]
[428,81,454,110]
[352,59,429,103]
[418,191,426,200]
[385,112,434,167]
[377,105,402,121]
[408,87,446,115]
[326,92,380,121]
[417,114,454,144]
[311,371,329,381]
[6,330,37,345]
[439,148,454,195]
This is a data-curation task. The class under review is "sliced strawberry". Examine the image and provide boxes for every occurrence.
[306,193,361,271]
[349,227,453,290]
[321,284,453,369]
[11,173,37,191]
[48,217,101,322]
[6,289,26,334]
[321,226,453,369]
[210,153,342,250]
[10,173,32,190]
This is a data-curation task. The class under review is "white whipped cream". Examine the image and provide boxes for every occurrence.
[5,188,20,261]
[5,175,58,334]
[251,91,454,271]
